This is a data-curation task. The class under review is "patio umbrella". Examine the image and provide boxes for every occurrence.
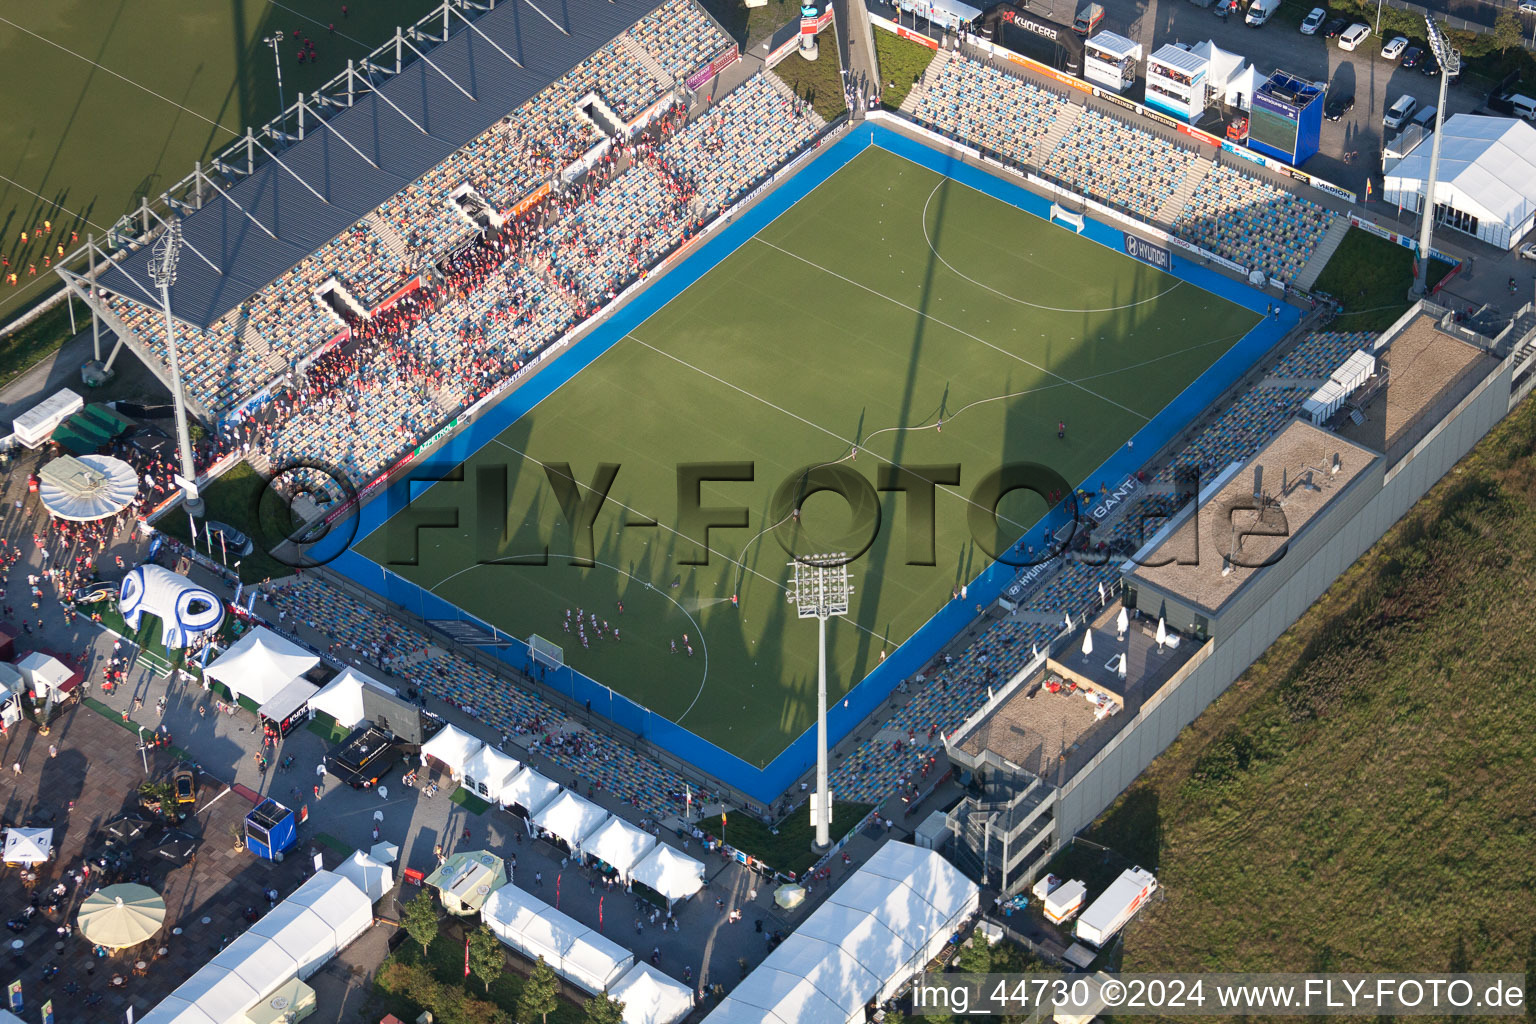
[1116,606,1129,638]
[1081,630,1093,659]
[1156,617,1168,651]
[2,827,53,865]
[774,883,806,910]
[77,883,166,949]
[370,840,399,864]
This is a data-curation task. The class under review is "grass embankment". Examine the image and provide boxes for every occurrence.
[699,801,872,877]
[770,24,848,121]
[370,927,584,1024]
[1074,392,1536,975]
[154,462,299,583]
[1311,227,1454,332]
[698,0,805,48]
[0,299,78,392]
[875,30,938,111]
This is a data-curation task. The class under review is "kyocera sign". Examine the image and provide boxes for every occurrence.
[1124,234,1173,272]
[1001,9,1060,40]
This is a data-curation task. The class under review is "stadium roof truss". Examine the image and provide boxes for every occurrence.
[59,0,673,415]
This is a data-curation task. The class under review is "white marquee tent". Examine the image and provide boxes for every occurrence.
[704,843,979,1024]
[1383,114,1536,249]
[607,962,695,1024]
[419,723,484,780]
[629,843,705,903]
[307,667,381,731]
[481,886,633,995]
[582,816,657,881]
[140,871,374,1024]
[501,766,562,815]
[335,850,395,902]
[203,627,320,705]
[463,745,521,804]
[530,789,608,849]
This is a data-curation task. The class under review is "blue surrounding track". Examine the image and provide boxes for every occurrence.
[328,122,1300,805]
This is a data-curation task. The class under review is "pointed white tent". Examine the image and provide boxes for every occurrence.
[307,667,380,731]
[418,723,484,781]
[203,627,320,706]
[501,767,562,815]
[630,844,705,903]
[582,816,657,881]
[463,745,521,803]
[531,790,608,849]
[608,961,696,1024]
[335,850,394,902]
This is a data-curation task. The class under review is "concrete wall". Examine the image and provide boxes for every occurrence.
[1050,355,1515,844]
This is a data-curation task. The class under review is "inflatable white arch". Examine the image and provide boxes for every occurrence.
[118,564,225,648]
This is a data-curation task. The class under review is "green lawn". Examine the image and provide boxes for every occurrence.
[698,0,806,49]
[0,300,80,390]
[699,801,873,876]
[154,461,299,582]
[1312,227,1454,332]
[770,24,848,121]
[355,146,1260,768]
[874,29,938,111]
[1078,391,1536,975]
[0,0,445,332]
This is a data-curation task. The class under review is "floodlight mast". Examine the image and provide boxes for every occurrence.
[1414,17,1460,295]
[786,553,854,851]
[148,220,204,516]
[263,32,286,142]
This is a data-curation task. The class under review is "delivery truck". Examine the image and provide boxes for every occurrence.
[1043,879,1088,924]
[1074,867,1158,946]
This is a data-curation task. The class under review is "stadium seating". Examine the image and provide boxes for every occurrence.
[1173,162,1335,283]
[1270,330,1377,380]
[630,0,733,81]
[1043,108,1196,220]
[907,56,1068,167]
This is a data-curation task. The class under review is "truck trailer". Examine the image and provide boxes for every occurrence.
[1074,867,1158,946]
[1043,879,1087,923]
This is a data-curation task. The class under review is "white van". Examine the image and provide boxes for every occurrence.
[1246,0,1280,25]
[1383,94,1417,130]
[1512,94,1536,121]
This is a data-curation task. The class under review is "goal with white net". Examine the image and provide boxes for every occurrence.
[528,634,565,669]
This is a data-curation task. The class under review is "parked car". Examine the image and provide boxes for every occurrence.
[1300,6,1327,32]
[203,521,254,556]
[72,580,117,604]
[1401,45,1422,67]
[1519,242,1536,261]
[1384,93,1418,129]
[1324,92,1356,120]
[1338,22,1370,49]
[1323,15,1349,36]
[1419,51,1440,76]
[1380,35,1408,59]
[1520,0,1536,13]
[173,763,197,806]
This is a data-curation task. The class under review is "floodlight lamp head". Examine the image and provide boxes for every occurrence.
[149,219,183,290]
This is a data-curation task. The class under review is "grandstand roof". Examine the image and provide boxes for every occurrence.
[1129,421,1376,613]
[97,0,667,330]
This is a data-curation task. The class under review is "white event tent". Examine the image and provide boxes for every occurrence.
[501,766,562,815]
[704,843,979,1024]
[463,745,521,803]
[419,723,484,780]
[629,843,705,904]
[203,627,320,706]
[481,886,633,995]
[307,667,381,730]
[530,789,608,849]
[582,816,657,882]
[607,962,695,1024]
[1383,114,1536,249]
[335,850,395,902]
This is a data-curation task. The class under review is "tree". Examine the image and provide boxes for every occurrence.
[518,956,560,1024]
[582,991,626,1024]
[401,890,440,956]
[467,925,504,994]
[1491,9,1523,53]
[953,927,994,975]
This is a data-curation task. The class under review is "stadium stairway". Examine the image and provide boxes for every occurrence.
[899,47,950,115]
[1292,214,1351,292]
[364,212,413,268]
[1155,154,1215,228]
[1033,99,1083,167]
[620,35,676,91]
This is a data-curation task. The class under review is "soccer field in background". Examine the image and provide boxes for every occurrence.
[354,146,1262,768]
[0,0,437,324]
